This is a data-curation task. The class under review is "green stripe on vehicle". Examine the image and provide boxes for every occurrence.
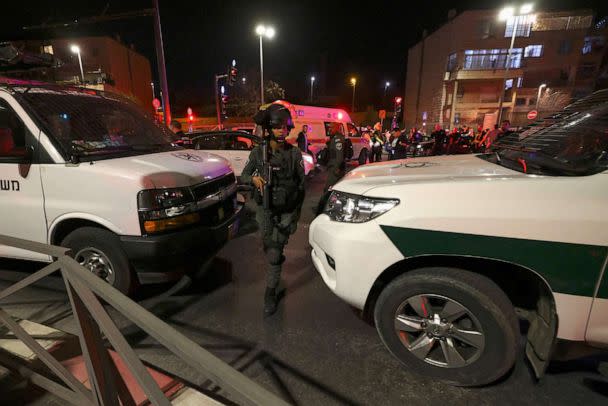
[381,226,607,297]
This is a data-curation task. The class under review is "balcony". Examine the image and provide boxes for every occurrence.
[445,69,524,81]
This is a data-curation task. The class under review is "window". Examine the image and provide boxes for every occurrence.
[0,99,29,159]
[454,113,461,125]
[194,135,223,150]
[42,45,54,55]
[558,40,572,55]
[463,48,522,70]
[524,45,543,57]
[517,77,524,87]
[446,52,457,72]
[515,98,527,106]
[582,36,606,55]
[505,79,514,90]
[533,15,593,31]
[479,20,493,39]
[577,64,596,80]
[346,123,360,137]
[504,16,533,38]
[324,122,344,137]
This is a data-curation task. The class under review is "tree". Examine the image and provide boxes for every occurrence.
[264,80,285,102]
[538,89,571,113]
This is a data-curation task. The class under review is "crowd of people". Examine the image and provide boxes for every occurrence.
[361,120,514,161]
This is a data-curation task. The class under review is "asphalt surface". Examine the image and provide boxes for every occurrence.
[1,163,608,405]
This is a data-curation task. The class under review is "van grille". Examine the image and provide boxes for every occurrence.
[191,173,236,201]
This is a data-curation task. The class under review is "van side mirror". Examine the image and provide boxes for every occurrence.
[3,146,34,165]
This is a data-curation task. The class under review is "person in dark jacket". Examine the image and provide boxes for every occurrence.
[296,124,309,153]
[324,122,346,192]
[241,104,306,316]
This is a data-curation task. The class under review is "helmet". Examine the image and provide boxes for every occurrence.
[253,103,294,131]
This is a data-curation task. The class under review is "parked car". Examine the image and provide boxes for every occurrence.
[309,89,608,386]
[188,130,315,178]
[0,79,240,294]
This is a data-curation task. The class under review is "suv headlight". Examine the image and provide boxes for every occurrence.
[137,187,199,234]
[324,191,399,223]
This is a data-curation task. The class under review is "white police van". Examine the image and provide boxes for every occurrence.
[0,80,239,294]
[310,90,608,386]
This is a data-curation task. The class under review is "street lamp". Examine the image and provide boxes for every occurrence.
[310,76,315,102]
[242,77,247,85]
[350,77,357,113]
[255,24,275,104]
[70,45,85,85]
[384,81,390,107]
[536,83,547,111]
[496,3,535,125]
[151,81,155,100]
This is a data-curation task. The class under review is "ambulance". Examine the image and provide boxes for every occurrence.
[310,89,608,386]
[0,80,240,294]
[270,100,370,165]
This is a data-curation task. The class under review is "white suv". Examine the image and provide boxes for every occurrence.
[309,90,608,386]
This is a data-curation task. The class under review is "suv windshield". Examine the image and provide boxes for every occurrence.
[13,87,175,161]
[483,93,608,176]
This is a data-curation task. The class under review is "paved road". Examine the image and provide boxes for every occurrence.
[1,164,607,405]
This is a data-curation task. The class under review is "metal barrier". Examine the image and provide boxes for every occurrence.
[0,235,289,406]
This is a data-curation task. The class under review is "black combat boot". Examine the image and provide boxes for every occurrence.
[264,287,278,316]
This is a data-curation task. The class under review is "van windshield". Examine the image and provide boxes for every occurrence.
[14,88,175,161]
[482,99,608,176]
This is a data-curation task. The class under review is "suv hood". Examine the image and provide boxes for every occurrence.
[336,154,524,195]
[88,150,233,189]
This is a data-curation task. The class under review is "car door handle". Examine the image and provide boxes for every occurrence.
[234,157,243,161]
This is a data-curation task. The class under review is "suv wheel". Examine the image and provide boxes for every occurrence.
[374,267,519,386]
[61,227,135,295]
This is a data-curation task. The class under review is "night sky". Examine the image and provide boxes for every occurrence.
[2,0,608,113]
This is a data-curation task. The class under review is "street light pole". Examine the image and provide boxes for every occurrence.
[384,81,390,107]
[151,82,155,100]
[70,45,85,84]
[310,76,315,103]
[497,4,534,126]
[351,77,357,113]
[536,83,547,111]
[259,35,264,104]
[255,25,275,105]
[153,0,171,126]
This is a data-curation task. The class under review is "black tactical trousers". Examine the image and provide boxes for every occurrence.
[256,208,298,289]
[324,166,345,193]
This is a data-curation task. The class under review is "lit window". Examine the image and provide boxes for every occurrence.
[463,48,522,70]
[505,16,533,38]
[524,45,543,57]
[42,45,54,55]
[505,79,514,90]
[517,77,524,87]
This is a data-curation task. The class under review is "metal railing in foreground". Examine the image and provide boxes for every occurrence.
[0,235,289,406]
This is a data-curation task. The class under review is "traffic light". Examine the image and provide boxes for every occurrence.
[394,97,403,115]
[187,107,194,122]
[221,94,228,118]
[228,59,238,86]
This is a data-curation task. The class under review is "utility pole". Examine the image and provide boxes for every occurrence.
[153,0,171,125]
[215,74,228,129]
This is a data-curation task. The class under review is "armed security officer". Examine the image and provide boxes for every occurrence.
[241,104,306,316]
[324,122,346,193]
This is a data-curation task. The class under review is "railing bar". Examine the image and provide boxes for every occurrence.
[66,273,170,406]
[63,275,118,406]
[0,308,93,403]
[0,235,70,257]
[60,256,290,406]
[0,357,90,406]
[0,262,62,301]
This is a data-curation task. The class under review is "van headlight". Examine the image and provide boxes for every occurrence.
[137,187,199,234]
[324,191,399,223]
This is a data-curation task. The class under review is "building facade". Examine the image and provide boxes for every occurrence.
[3,37,153,109]
[405,9,608,130]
